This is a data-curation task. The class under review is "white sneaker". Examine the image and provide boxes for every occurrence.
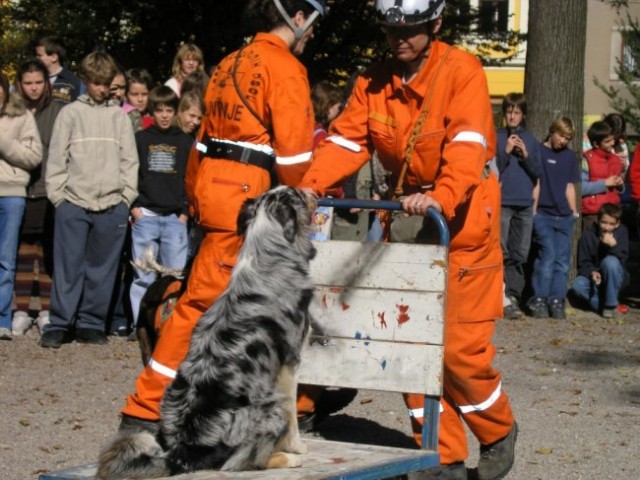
[36,310,50,333]
[12,311,34,336]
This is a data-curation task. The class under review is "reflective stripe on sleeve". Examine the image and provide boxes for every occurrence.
[276,151,313,165]
[452,131,487,149]
[458,382,502,414]
[149,359,177,379]
[327,135,362,153]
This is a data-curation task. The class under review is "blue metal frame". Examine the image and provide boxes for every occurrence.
[317,198,449,454]
[316,198,450,246]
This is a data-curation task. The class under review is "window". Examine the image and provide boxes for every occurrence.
[610,27,640,80]
[478,0,509,34]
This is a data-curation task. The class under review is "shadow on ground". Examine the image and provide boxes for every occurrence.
[313,413,417,449]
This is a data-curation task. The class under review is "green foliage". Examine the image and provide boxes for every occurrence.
[2,0,523,87]
[594,9,640,133]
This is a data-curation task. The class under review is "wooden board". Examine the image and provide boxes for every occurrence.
[40,439,439,480]
[298,338,443,396]
[311,287,444,345]
[311,241,447,292]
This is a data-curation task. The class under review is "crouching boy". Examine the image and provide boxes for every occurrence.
[571,203,629,318]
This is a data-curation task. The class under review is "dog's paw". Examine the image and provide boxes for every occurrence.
[285,437,308,455]
[267,452,303,469]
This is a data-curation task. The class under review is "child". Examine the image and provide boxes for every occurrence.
[571,203,629,318]
[581,120,624,232]
[42,51,138,348]
[528,117,581,320]
[174,91,204,136]
[12,59,64,334]
[496,92,542,319]
[164,43,206,96]
[0,72,43,340]
[129,86,192,327]
[124,68,154,132]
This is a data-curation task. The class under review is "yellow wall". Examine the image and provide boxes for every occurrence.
[484,68,525,98]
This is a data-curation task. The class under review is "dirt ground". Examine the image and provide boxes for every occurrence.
[1,301,640,480]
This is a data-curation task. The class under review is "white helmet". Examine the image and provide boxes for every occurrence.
[273,0,328,39]
[376,0,445,26]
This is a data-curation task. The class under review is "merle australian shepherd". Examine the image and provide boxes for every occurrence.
[96,187,318,478]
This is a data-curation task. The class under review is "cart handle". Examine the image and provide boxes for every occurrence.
[316,197,450,247]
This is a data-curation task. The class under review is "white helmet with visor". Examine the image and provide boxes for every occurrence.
[376,0,445,26]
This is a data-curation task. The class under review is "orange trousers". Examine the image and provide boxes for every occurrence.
[404,320,514,464]
[403,176,515,464]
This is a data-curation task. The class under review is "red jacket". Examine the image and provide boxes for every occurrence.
[630,143,640,202]
[581,148,622,214]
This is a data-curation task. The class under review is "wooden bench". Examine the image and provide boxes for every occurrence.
[41,228,448,480]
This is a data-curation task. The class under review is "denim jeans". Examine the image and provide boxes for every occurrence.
[531,213,576,302]
[0,197,26,329]
[571,255,628,311]
[500,205,534,300]
[129,214,188,325]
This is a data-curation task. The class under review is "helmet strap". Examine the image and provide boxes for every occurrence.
[273,0,321,39]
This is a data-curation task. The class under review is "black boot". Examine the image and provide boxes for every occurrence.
[477,422,518,480]
[408,462,467,480]
[118,414,160,435]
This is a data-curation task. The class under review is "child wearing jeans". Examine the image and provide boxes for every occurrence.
[496,92,542,319]
[42,51,138,348]
[129,86,192,327]
[571,203,629,318]
[528,117,581,320]
[581,120,624,232]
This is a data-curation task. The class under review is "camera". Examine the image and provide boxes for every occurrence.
[507,127,523,157]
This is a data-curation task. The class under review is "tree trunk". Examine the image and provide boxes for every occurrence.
[525,0,588,284]
[525,0,588,148]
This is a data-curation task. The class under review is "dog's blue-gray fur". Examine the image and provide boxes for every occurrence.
[97,187,317,479]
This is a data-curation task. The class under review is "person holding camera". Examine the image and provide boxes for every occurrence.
[496,92,542,319]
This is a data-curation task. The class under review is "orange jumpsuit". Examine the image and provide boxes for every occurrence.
[122,32,315,421]
[299,40,515,464]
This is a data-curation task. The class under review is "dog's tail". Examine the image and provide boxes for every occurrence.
[96,431,169,480]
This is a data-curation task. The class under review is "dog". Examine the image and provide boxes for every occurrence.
[97,186,318,479]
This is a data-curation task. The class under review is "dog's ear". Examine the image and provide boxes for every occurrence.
[274,203,298,244]
[237,198,258,236]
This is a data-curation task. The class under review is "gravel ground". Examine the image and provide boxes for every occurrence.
[1,302,639,480]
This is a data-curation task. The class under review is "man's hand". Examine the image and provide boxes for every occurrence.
[506,135,527,158]
[601,231,617,247]
[591,271,602,285]
[401,193,442,217]
[604,175,623,188]
[130,207,143,221]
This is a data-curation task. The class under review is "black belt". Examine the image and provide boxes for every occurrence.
[203,139,274,172]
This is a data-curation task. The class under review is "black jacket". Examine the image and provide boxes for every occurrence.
[133,124,193,215]
[577,222,629,280]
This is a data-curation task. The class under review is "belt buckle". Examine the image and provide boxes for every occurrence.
[240,147,251,164]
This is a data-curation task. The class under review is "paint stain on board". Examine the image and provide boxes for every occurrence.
[332,457,347,464]
[341,302,350,311]
[354,331,371,346]
[322,294,328,309]
[397,304,410,325]
[378,311,387,329]
[381,359,387,370]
